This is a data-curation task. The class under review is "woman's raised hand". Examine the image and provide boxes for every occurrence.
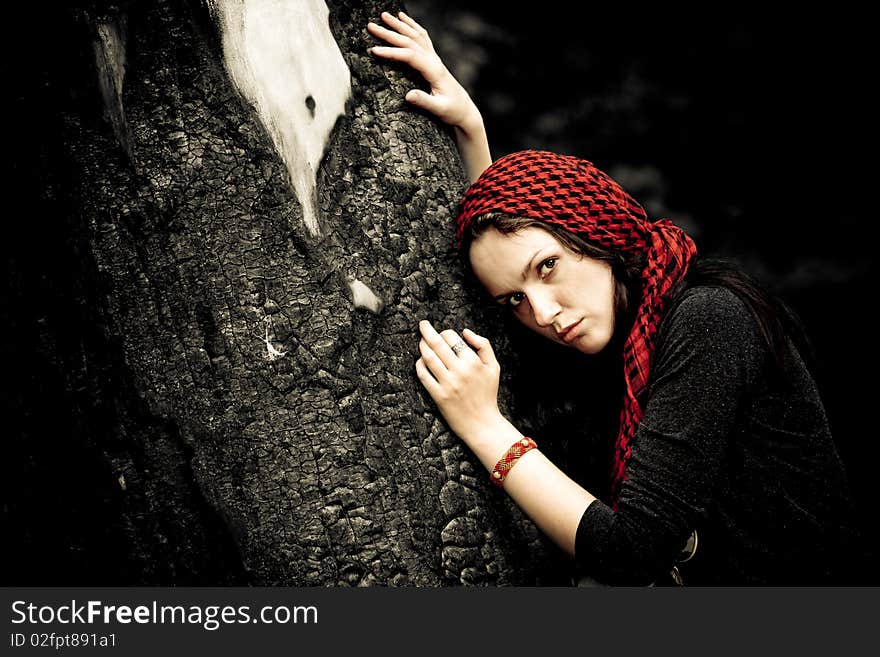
[368,11,475,129]
[368,11,492,181]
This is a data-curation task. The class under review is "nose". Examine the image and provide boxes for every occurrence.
[528,290,560,328]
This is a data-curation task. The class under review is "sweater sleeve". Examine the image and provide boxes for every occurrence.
[574,286,766,584]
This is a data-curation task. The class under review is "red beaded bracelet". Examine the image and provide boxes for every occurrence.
[490,437,538,487]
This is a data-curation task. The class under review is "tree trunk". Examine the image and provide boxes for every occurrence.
[2,0,571,586]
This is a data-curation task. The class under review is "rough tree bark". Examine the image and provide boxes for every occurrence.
[2,0,574,585]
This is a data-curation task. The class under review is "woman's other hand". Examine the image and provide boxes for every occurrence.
[367,11,492,181]
[414,320,506,449]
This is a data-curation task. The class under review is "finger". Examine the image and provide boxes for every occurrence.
[367,22,414,48]
[405,89,447,115]
[370,43,443,84]
[441,328,479,362]
[415,357,443,397]
[380,11,420,39]
[419,337,449,383]
[419,320,457,369]
[369,45,415,65]
[462,328,498,366]
[397,11,428,36]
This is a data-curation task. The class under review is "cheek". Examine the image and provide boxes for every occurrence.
[581,274,615,314]
[514,310,537,330]
[587,273,618,334]
[608,283,619,320]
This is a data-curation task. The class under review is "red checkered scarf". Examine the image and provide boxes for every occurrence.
[456,150,697,506]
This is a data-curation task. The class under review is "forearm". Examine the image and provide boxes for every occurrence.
[467,416,597,557]
[454,112,492,184]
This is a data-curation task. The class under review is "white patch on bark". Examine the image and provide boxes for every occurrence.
[93,17,131,157]
[208,0,351,236]
[348,279,384,314]
[255,322,288,361]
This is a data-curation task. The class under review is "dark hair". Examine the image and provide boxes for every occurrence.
[460,213,815,497]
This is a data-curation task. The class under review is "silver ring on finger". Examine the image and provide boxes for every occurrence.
[450,340,467,356]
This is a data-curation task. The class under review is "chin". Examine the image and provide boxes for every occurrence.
[573,334,612,355]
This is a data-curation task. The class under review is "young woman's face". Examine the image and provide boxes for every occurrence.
[468,226,617,355]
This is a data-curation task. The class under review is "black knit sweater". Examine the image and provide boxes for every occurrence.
[573,286,860,585]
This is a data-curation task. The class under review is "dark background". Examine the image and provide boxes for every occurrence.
[408,0,878,574]
[2,2,876,582]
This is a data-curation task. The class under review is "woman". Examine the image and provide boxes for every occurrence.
[368,11,860,585]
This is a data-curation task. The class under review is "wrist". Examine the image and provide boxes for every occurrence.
[465,414,524,473]
[454,107,485,140]
[453,109,492,182]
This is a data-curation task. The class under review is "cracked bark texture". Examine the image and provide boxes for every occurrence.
[3,0,573,585]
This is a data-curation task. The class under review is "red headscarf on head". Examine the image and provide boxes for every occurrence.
[456,150,697,506]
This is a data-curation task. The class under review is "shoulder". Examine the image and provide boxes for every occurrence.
[652,285,767,381]
[661,285,761,343]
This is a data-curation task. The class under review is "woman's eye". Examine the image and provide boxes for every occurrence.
[509,292,525,307]
[539,258,557,276]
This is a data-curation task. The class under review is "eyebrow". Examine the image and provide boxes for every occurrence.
[493,249,543,301]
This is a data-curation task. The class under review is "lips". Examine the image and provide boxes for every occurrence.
[558,319,582,342]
